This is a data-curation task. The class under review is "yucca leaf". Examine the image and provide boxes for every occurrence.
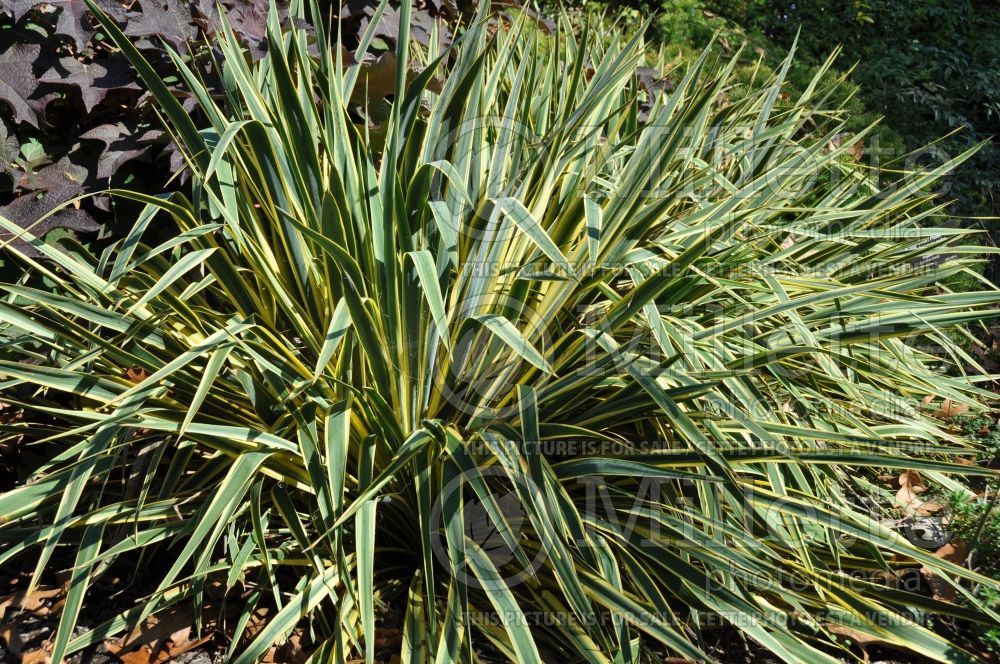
[3,3,999,662]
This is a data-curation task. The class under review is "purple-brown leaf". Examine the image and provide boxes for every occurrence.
[79,122,155,180]
[124,0,198,50]
[40,57,140,112]
[0,43,56,127]
[16,155,88,193]
[0,188,99,257]
[47,0,91,51]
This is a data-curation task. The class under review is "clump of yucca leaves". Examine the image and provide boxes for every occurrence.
[2,0,1000,661]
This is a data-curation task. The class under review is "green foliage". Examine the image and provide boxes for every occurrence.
[952,497,1000,656]
[2,1,1000,662]
[973,584,1000,655]
[543,0,910,201]
[948,492,1000,573]
[941,414,1000,656]
[956,414,1000,464]
[564,0,998,284]
[707,0,1000,278]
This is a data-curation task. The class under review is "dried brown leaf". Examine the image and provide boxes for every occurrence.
[21,647,54,664]
[0,622,22,657]
[920,540,970,603]
[0,586,64,621]
[932,398,969,419]
[826,622,881,651]
[126,366,149,383]
[895,469,927,513]
[106,606,195,661]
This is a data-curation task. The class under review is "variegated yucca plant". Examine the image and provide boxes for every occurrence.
[1,1,999,662]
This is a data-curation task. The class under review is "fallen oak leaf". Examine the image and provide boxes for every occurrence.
[825,622,880,660]
[126,366,149,383]
[932,398,969,419]
[933,539,969,564]
[895,469,927,513]
[0,586,65,621]
[20,647,57,664]
[204,570,229,601]
[167,625,191,649]
[850,140,864,161]
[105,605,196,661]
[115,643,155,664]
[879,473,902,488]
[921,567,956,603]
[893,467,945,515]
[920,540,969,603]
[108,626,211,664]
[374,627,402,653]
[262,627,308,664]
[154,630,212,664]
[237,607,270,646]
[914,501,945,516]
[45,595,66,618]
[0,622,23,657]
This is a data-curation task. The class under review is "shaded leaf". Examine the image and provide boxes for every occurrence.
[636,66,673,96]
[46,0,93,51]
[7,0,124,48]
[351,52,441,105]
[3,0,45,22]
[224,1,267,58]
[0,43,56,127]
[0,188,98,257]
[16,155,88,193]
[0,585,64,621]
[79,122,155,180]
[39,56,140,112]
[124,0,197,50]
[357,3,436,47]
